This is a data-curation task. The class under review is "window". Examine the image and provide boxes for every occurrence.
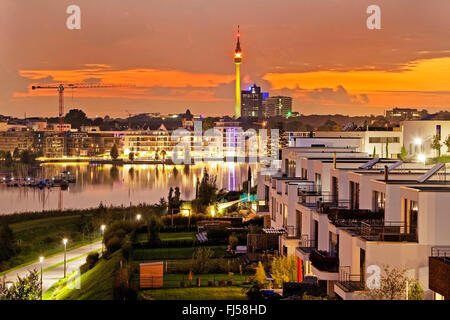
[372,191,385,213]
[369,137,400,143]
[350,181,360,210]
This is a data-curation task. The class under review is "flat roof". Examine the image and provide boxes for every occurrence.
[406,186,450,192]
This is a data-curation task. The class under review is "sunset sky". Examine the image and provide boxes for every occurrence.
[1,0,450,118]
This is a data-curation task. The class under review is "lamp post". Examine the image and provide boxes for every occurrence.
[100,225,106,255]
[136,214,141,222]
[39,256,44,300]
[63,238,68,277]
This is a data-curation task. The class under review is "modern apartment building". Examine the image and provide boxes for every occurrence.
[0,131,34,153]
[256,144,450,300]
[263,96,292,118]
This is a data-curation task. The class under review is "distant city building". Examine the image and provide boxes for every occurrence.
[181,109,194,129]
[263,96,293,118]
[0,131,34,153]
[46,123,72,132]
[386,107,427,123]
[241,84,268,118]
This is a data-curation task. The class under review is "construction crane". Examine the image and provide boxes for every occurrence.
[31,83,133,133]
[125,110,134,130]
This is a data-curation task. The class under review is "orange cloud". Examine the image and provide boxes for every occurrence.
[15,65,235,102]
[264,57,450,107]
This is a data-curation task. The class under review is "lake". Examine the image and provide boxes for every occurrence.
[0,162,259,215]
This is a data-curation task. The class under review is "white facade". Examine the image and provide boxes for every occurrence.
[402,120,450,158]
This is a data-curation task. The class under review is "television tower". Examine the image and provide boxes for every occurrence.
[234,26,242,118]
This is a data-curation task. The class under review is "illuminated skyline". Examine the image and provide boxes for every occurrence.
[1,0,450,118]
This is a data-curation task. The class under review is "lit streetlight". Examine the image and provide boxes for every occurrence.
[63,238,68,277]
[418,153,426,165]
[39,256,44,300]
[100,225,106,255]
[136,214,141,222]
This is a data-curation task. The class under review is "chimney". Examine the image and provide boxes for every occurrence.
[384,165,389,181]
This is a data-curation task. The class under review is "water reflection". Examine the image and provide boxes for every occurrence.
[0,162,259,215]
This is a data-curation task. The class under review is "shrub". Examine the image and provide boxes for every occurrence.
[191,247,213,273]
[228,233,238,251]
[80,252,99,273]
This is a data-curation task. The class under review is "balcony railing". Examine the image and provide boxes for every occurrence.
[298,192,351,212]
[339,221,418,242]
[336,266,365,292]
[283,225,300,239]
[297,235,316,254]
[431,246,450,264]
[328,208,384,226]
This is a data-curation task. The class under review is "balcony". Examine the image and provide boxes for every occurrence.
[335,266,365,293]
[296,236,316,260]
[309,250,339,273]
[327,208,384,227]
[339,221,418,242]
[298,191,351,213]
[283,225,300,239]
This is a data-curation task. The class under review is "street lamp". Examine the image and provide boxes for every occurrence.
[100,225,106,255]
[136,214,141,222]
[63,238,68,278]
[39,256,44,300]
[418,153,426,165]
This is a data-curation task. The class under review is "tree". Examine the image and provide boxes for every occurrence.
[13,148,20,159]
[372,146,377,158]
[0,269,41,300]
[242,280,263,300]
[254,261,267,287]
[400,145,408,160]
[64,109,90,129]
[431,134,442,157]
[444,135,450,154]
[408,280,423,300]
[147,216,162,242]
[4,151,13,167]
[191,247,213,273]
[110,144,119,160]
[363,265,410,300]
[0,224,15,261]
[385,139,389,158]
[271,255,297,287]
[198,172,219,206]
[228,233,238,251]
[167,187,174,213]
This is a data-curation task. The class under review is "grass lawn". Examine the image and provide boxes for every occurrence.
[132,245,230,260]
[161,273,247,288]
[2,214,100,272]
[140,286,247,300]
[44,250,121,300]
[159,232,196,241]
[135,232,196,243]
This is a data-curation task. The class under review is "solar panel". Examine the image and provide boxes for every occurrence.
[417,163,445,183]
[359,157,380,169]
[387,160,403,171]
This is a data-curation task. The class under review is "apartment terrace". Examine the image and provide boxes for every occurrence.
[335,266,365,294]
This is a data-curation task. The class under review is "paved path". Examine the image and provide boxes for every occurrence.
[2,241,102,293]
